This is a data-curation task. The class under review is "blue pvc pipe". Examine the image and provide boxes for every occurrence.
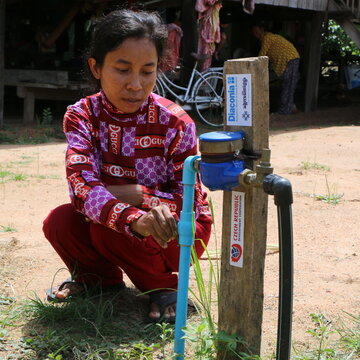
[174,155,200,360]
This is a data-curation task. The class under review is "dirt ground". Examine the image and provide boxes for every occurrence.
[0,103,359,357]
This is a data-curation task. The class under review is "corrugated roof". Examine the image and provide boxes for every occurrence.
[255,0,328,11]
[142,0,329,11]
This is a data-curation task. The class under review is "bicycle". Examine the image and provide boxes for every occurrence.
[154,53,224,127]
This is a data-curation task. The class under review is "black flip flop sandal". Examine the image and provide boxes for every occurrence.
[46,278,85,302]
[46,278,126,303]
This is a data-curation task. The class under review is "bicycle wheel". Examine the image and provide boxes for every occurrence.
[192,73,224,127]
[153,79,166,97]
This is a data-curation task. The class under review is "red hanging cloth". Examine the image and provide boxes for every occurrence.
[195,0,222,71]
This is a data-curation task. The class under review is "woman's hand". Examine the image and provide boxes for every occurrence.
[108,185,178,247]
[130,205,178,248]
[107,184,143,206]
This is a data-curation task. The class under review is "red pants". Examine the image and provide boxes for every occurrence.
[43,204,212,293]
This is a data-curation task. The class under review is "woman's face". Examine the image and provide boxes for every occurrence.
[252,26,264,40]
[89,37,158,113]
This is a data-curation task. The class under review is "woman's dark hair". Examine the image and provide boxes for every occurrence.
[250,20,268,31]
[84,9,168,91]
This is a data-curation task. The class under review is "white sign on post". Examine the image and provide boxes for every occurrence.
[226,74,252,127]
[230,191,245,268]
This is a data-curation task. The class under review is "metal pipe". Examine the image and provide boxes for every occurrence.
[174,155,200,360]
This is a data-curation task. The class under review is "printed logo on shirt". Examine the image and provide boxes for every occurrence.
[168,130,183,155]
[68,173,91,200]
[167,103,184,116]
[108,124,121,154]
[106,202,128,230]
[134,135,165,149]
[142,194,177,212]
[198,204,211,216]
[85,121,100,139]
[173,160,184,173]
[148,103,158,124]
[101,163,136,179]
[66,154,92,167]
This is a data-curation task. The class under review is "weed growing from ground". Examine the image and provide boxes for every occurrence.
[315,175,344,205]
[10,156,34,166]
[0,296,26,356]
[33,174,61,180]
[40,108,53,127]
[299,161,331,172]
[307,313,335,358]
[0,170,10,182]
[12,173,27,181]
[293,312,360,360]
[336,312,360,357]
[0,170,10,198]
[0,223,17,232]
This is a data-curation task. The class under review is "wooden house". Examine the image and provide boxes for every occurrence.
[148,0,359,112]
[0,0,359,126]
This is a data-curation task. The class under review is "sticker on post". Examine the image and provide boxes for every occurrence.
[230,191,245,268]
[226,74,252,127]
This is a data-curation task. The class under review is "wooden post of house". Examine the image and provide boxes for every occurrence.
[304,11,325,112]
[218,57,269,359]
[180,0,198,85]
[0,0,5,128]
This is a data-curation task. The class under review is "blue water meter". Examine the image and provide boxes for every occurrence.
[198,131,246,191]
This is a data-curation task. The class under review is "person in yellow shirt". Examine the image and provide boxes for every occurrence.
[252,22,300,115]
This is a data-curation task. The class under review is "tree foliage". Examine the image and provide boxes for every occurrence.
[322,20,360,56]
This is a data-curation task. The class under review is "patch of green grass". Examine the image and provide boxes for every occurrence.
[0,123,65,145]
[0,170,11,181]
[0,170,9,199]
[12,173,27,181]
[0,169,60,182]
[12,289,177,359]
[0,132,16,143]
[3,283,258,360]
[1,281,359,359]
[299,160,331,172]
[0,296,23,344]
[337,312,360,356]
[32,174,61,180]
[0,224,17,232]
[316,193,344,205]
[10,157,35,166]
[293,312,360,360]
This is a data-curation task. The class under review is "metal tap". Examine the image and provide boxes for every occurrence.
[238,149,273,187]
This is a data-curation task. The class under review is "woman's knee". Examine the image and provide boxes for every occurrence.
[43,204,85,240]
[193,217,212,257]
